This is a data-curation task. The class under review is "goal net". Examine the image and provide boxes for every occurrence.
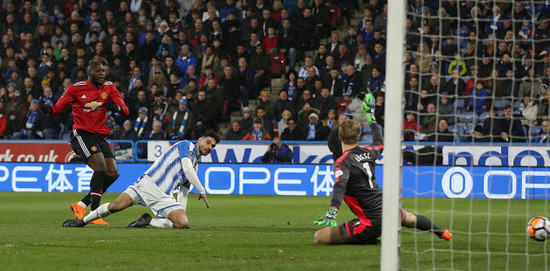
[382,0,550,270]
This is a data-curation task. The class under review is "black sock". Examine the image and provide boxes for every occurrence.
[90,171,106,211]
[415,214,445,237]
[80,193,91,206]
[102,174,118,192]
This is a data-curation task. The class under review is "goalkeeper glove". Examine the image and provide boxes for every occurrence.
[313,208,338,227]
[362,93,376,123]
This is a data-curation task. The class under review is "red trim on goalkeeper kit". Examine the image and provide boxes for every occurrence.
[345,195,371,235]
[345,222,352,239]
[400,208,405,223]
[90,192,102,197]
[360,144,384,152]
[334,151,351,184]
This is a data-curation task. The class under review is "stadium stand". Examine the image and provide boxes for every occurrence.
[0,0,547,145]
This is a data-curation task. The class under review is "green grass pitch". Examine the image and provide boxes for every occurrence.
[0,192,548,270]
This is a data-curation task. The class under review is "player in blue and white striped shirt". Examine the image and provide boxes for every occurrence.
[62,132,220,229]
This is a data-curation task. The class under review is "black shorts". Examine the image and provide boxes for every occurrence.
[70,129,114,160]
[338,209,405,244]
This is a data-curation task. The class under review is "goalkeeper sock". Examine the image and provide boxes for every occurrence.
[83,203,111,223]
[414,214,446,237]
[90,171,106,211]
[150,219,174,228]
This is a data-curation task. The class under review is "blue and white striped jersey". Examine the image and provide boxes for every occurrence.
[142,141,198,195]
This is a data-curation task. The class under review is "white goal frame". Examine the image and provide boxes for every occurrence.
[381,0,406,270]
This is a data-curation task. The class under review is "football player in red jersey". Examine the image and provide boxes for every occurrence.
[42,61,129,225]
[313,95,451,244]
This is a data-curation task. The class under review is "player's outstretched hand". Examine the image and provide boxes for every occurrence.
[198,193,210,208]
[362,93,376,123]
[40,104,53,115]
[313,208,338,227]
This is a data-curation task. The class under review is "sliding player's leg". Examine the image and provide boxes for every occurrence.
[401,209,452,240]
[314,226,344,244]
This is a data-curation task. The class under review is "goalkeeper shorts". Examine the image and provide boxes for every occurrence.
[338,209,405,244]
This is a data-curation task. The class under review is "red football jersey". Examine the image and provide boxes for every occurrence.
[52,80,129,136]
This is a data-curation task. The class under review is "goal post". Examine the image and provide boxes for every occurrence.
[381,0,407,270]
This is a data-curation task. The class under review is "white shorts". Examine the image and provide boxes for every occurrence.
[124,175,184,219]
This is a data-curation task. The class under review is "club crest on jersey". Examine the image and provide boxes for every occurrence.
[100,92,108,99]
[91,146,97,152]
[83,101,104,112]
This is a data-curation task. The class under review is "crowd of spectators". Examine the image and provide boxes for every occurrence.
[1,0,550,144]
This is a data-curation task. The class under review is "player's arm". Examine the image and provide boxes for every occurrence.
[43,87,74,116]
[314,161,349,227]
[180,157,210,208]
[108,89,130,115]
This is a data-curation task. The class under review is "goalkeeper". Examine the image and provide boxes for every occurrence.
[313,94,452,244]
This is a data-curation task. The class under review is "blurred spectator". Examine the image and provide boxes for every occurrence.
[419,103,437,136]
[318,88,338,119]
[518,68,542,100]
[243,117,271,141]
[373,92,385,127]
[336,92,352,116]
[151,105,168,133]
[168,97,193,140]
[466,81,489,115]
[519,94,539,129]
[438,93,455,125]
[304,112,329,141]
[135,107,152,140]
[261,137,293,163]
[6,90,28,122]
[348,90,369,127]
[272,89,294,122]
[235,57,255,107]
[324,68,343,98]
[341,65,363,98]
[426,119,455,142]
[239,107,253,132]
[404,112,419,141]
[532,120,550,143]
[190,89,217,137]
[322,109,337,130]
[257,90,274,118]
[281,118,304,141]
[277,110,292,137]
[225,120,247,140]
[121,120,138,142]
[146,120,166,140]
[465,125,490,142]
[497,105,525,142]
[365,65,385,93]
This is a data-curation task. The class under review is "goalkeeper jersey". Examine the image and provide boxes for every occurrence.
[331,124,384,227]
[143,141,198,196]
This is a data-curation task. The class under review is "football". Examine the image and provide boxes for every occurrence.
[527,216,550,242]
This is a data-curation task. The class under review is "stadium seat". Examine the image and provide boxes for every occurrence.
[448,124,464,142]
[457,111,477,125]
[465,122,476,134]
[529,125,542,141]
[493,99,512,111]
[513,100,522,111]
[478,112,491,124]
[454,99,465,113]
